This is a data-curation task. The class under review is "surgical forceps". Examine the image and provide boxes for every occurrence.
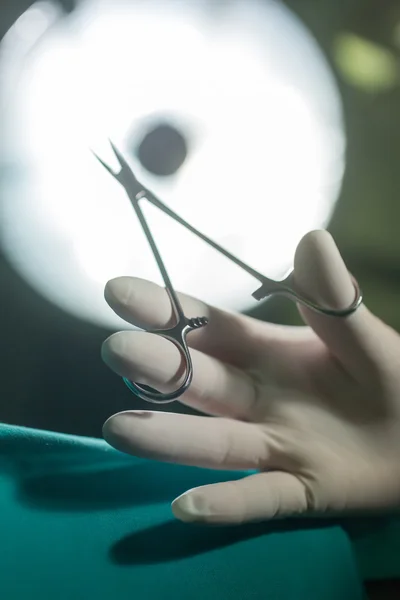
[93,142,363,404]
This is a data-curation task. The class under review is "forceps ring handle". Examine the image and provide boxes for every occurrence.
[252,270,363,317]
[122,317,208,404]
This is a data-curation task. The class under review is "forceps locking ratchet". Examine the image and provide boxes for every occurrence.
[93,141,363,404]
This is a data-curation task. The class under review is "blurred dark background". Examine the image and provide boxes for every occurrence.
[1,0,400,439]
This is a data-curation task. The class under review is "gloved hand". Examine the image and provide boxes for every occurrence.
[101,230,400,524]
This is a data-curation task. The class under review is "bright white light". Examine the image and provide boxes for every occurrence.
[14,4,54,43]
[0,0,345,329]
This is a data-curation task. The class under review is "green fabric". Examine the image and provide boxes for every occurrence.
[0,423,393,600]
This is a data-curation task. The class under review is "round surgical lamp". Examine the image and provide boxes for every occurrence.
[0,0,345,329]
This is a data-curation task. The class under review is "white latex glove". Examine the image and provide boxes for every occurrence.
[102,230,400,524]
